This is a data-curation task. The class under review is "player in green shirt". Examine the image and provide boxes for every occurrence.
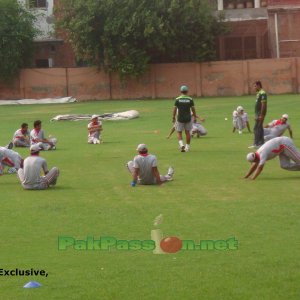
[172,85,197,152]
[249,81,267,148]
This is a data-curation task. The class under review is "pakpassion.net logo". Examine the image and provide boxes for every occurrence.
[58,235,238,254]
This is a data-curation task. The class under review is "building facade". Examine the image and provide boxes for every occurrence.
[21,0,300,67]
[216,0,300,60]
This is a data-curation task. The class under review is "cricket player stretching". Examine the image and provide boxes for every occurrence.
[127,144,174,186]
[13,123,30,147]
[17,144,59,190]
[0,147,23,174]
[264,114,293,141]
[245,136,300,180]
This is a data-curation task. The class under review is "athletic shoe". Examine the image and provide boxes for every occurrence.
[238,130,242,134]
[180,145,185,152]
[167,166,174,177]
[185,145,190,152]
[6,142,13,149]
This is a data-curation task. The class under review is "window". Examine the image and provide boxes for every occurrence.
[28,0,47,9]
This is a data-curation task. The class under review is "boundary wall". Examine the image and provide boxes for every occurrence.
[1,58,300,100]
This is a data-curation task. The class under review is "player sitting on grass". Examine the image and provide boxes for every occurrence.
[13,123,30,147]
[126,144,174,186]
[17,143,59,190]
[88,115,102,144]
[30,120,57,150]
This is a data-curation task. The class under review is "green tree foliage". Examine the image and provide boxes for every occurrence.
[57,0,226,78]
[0,0,37,81]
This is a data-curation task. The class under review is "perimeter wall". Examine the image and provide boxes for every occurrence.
[1,58,300,100]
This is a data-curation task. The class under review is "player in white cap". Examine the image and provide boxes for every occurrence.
[88,115,102,144]
[30,120,57,150]
[17,143,59,190]
[126,144,174,186]
[244,136,300,180]
[0,146,23,175]
[232,106,251,134]
[263,114,292,141]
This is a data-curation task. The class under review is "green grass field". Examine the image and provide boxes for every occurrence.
[0,95,300,300]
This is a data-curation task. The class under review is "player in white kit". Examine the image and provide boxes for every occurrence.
[0,146,23,175]
[191,115,207,138]
[13,123,30,147]
[30,120,57,150]
[126,144,174,185]
[17,144,59,190]
[244,136,300,180]
[232,106,251,134]
[263,114,292,141]
[88,115,102,144]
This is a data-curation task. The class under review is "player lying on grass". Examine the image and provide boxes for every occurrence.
[244,136,300,180]
[263,114,292,141]
[126,144,174,186]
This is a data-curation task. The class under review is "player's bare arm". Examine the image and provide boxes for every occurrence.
[244,162,259,179]
[172,107,177,122]
[251,165,265,180]
[132,168,139,183]
[259,102,267,121]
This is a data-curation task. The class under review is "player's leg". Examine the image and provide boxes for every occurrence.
[17,168,25,183]
[279,153,300,171]
[126,161,135,174]
[45,167,60,186]
[184,121,193,151]
[198,124,207,136]
[282,143,300,166]
[175,122,185,152]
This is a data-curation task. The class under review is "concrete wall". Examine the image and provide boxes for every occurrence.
[1,58,300,100]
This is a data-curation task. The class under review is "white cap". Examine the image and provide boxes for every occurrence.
[30,143,43,153]
[282,114,288,120]
[237,106,244,113]
[91,115,99,120]
[246,152,256,162]
[136,144,148,152]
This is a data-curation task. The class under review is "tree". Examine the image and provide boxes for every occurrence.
[57,0,227,78]
[0,0,37,81]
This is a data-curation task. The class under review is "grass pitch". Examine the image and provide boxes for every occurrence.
[0,95,300,300]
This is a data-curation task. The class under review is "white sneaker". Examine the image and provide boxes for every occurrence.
[185,145,190,152]
[167,166,174,177]
[180,145,185,152]
[248,145,258,149]
[238,130,242,134]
